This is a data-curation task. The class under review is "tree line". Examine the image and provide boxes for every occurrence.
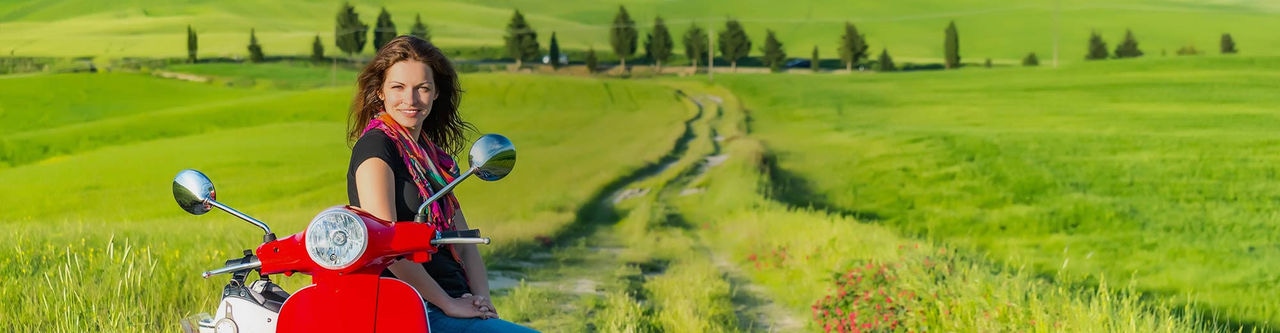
[1085,29,1236,60]
[184,3,1242,72]
[186,2,429,64]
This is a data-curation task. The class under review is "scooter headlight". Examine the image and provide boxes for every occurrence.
[305,207,368,270]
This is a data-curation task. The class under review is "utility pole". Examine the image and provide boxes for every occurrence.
[708,23,714,82]
[1053,0,1059,68]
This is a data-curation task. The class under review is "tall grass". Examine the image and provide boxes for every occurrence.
[666,79,1223,332]
[717,56,1280,328]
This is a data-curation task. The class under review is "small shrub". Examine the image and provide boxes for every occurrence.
[1022,52,1039,66]
[1176,45,1200,56]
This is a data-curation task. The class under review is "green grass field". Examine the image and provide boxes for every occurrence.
[3,0,1279,64]
[721,55,1280,327]
[7,1,1280,331]
[0,69,691,331]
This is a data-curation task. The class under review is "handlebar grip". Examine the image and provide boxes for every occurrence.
[437,229,481,238]
[431,237,491,245]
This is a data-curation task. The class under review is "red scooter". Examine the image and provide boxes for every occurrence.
[176,134,516,333]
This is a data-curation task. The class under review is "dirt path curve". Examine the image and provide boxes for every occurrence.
[482,91,802,331]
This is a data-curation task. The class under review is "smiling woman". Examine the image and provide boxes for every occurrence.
[346,35,538,332]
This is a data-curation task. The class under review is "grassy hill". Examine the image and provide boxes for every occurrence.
[2,0,1278,64]
[720,55,1280,327]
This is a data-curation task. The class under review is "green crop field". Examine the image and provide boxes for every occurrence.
[3,0,1280,64]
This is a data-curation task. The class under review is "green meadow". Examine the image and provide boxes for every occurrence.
[4,0,1280,64]
[721,55,1280,327]
[0,69,691,330]
[6,0,1280,332]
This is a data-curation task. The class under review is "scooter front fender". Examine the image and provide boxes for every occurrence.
[276,276,429,333]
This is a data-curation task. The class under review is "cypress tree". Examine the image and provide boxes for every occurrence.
[944,21,960,69]
[610,6,638,69]
[373,7,397,51]
[1086,31,1108,60]
[644,16,673,73]
[1221,33,1237,54]
[718,18,751,72]
[247,28,264,63]
[839,22,868,71]
[761,29,786,72]
[186,25,198,63]
[1022,52,1039,66]
[878,48,895,72]
[585,47,598,73]
[683,24,708,72]
[811,45,820,72]
[335,2,368,57]
[1114,29,1143,58]
[311,35,325,63]
[410,14,430,43]
[504,10,539,67]
[548,32,561,69]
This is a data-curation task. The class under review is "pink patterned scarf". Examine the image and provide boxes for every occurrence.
[361,112,461,230]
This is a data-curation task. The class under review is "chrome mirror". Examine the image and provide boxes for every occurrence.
[416,134,517,222]
[469,133,516,181]
[173,169,215,215]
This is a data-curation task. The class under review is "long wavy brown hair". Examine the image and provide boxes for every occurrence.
[348,35,473,155]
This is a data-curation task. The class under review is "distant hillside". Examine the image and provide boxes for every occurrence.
[2,0,1278,64]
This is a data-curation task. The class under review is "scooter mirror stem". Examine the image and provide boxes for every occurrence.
[207,199,274,236]
[413,134,516,223]
[414,168,476,223]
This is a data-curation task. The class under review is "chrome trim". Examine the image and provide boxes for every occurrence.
[203,259,262,279]
[419,167,475,215]
[208,200,273,235]
[430,237,491,245]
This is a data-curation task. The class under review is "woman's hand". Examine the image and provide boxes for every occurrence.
[463,293,499,319]
[440,294,498,319]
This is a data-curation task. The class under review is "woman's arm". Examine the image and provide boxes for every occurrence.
[354,158,489,318]
[452,210,497,317]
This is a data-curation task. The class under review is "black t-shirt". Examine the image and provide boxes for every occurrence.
[347,129,471,298]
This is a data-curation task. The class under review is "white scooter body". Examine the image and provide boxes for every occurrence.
[182,278,287,333]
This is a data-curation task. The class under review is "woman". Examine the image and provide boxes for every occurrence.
[346,35,536,332]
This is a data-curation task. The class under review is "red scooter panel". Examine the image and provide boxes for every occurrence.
[276,276,429,332]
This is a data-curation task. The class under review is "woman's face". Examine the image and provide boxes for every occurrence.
[378,60,437,134]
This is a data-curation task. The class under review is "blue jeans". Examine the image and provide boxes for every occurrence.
[426,304,540,333]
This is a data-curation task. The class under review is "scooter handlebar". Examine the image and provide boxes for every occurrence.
[202,258,262,279]
[431,237,491,245]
